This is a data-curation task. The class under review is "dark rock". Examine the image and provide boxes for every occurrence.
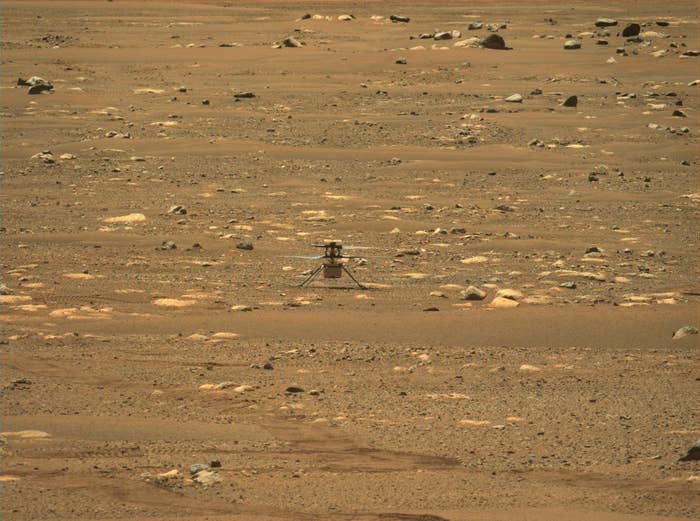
[28,83,53,95]
[656,20,669,27]
[236,242,254,251]
[562,95,578,107]
[672,110,687,117]
[585,246,601,254]
[389,15,410,23]
[279,36,303,48]
[530,88,543,95]
[300,13,311,20]
[395,57,407,64]
[596,40,609,45]
[423,307,440,312]
[234,92,255,99]
[201,99,210,105]
[560,282,577,289]
[177,85,187,93]
[210,460,222,468]
[468,22,483,30]
[681,50,700,57]
[494,205,514,212]
[621,23,641,37]
[285,386,304,393]
[481,33,507,50]
[564,40,581,50]
[679,440,700,461]
[263,362,273,370]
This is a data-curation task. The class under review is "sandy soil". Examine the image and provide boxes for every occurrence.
[1,1,699,520]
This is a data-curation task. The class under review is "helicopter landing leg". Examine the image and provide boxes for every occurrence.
[299,264,323,288]
[342,265,366,290]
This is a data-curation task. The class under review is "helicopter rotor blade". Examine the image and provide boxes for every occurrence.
[342,245,374,250]
[283,255,324,260]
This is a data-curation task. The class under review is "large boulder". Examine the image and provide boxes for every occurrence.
[481,33,507,50]
[622,23,641,37]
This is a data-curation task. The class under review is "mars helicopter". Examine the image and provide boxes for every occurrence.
[287,241,370,289]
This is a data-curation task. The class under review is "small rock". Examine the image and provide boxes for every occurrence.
[528,138,544,147]
[278,36,303,48]
[594,18,618,28]
[231,305,252,312]
[236,242,254,251]
[560,282,577,289]
[32,151,55,164]
[338,14,354,21]
[489,296,520,308]
[564,40,581,50]
[460,286,487,301]
[263,362,273,370]
[672,110,687,118]
[423,307,440,312]
[285,386,304,393]
[389,15,410,23]
[168,205,187,215]
[621,23,641,37]
[193,469,222,485]
[562,95,578,107]
[468,22,483,30]
[672,326,698,339]
[505,93,523,103]
[177,85,187,93]
[189,463,210,476]
[234,92,255,99]
[395,57,407,64]
[434,31,453,40]
[481,34,507,50]
[156,240,177,251]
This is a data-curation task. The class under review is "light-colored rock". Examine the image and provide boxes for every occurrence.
[103,213,146,224]
[519,364,542,372]
[152,298,196,307]
[211,332,240,339]
[460,255,489,264]
[495,288,523,300]
[1,430,51,439]
[672,326,698,339]
[460,286,487,301]
[488,296,520,308]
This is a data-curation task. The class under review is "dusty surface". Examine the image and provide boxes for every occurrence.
[1,1,699,520]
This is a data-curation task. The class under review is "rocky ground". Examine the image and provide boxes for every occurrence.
[1,1,699,520]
